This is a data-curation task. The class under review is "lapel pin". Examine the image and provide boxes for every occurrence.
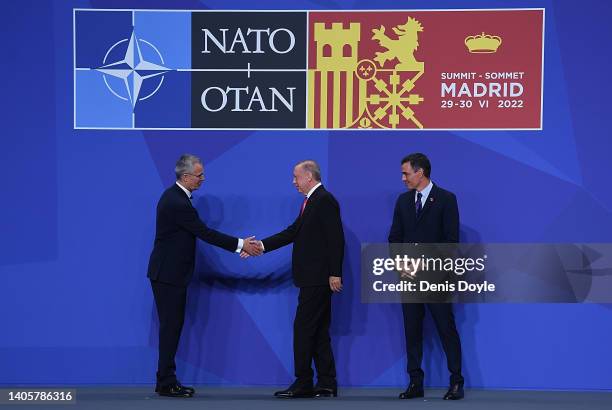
[429,197,434,202]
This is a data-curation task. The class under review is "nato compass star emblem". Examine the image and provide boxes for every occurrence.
[96,30,170,110]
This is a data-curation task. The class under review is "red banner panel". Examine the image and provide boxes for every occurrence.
[307,9,544,130]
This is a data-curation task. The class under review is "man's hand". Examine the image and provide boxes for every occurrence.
[398,260,418,280]
[329,276,342,292]
[241,237,263,258]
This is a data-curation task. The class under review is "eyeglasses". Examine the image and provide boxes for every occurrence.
[184,173,205,179]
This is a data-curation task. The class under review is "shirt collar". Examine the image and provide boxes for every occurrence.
[416,180,433,199]
[306,182,322,199]
[175,181,192,198]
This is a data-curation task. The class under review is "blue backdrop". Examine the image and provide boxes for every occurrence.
[1,0,611,390]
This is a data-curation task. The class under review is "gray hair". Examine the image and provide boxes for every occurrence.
[298,160,321,182]
[175,154,202,180]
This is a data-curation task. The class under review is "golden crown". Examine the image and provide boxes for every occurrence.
[464,32,502,53]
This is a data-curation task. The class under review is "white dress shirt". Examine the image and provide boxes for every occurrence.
[416,180,433,208]
[306,182,322,199]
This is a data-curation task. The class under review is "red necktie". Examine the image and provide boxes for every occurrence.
[300,197,308,217]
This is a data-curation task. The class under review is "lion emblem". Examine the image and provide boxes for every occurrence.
[371,17,424,71]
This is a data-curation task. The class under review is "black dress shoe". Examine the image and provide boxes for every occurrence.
[156,383,193,398]
[274,386,315,398]
[314,386,337,397]
[443,383,464,400]
[155,382,195,395]
[176,383,195,395]
[399,382,424,399]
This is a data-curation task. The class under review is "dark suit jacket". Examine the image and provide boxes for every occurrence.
[262,185,345,288]
[388,184,459,244]
[147,184,238,287]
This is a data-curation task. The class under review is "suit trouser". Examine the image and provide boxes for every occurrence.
[293,286,337,388]
[150,279,187,387]
[402,303,464,386]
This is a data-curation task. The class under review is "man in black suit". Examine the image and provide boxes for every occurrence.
[388,153,465,400]
[247,160,344,398]
[147,154,262,397]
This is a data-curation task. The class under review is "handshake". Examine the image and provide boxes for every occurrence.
[240,236,264,258]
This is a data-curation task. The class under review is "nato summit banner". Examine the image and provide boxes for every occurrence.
[74,9,544,130]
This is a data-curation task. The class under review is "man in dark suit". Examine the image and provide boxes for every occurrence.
[147,154,262,398]
[388,153,465,400]
[247,160,344,398]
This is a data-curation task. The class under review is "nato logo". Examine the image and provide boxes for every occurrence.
[97,31,169,109]
[74,9,306,130]
[74,10,191,129]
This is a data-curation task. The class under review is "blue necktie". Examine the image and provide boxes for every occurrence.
[416,192,422,218]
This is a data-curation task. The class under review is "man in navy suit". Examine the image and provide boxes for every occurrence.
[388,153,465,400]
[147,154,262,397]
